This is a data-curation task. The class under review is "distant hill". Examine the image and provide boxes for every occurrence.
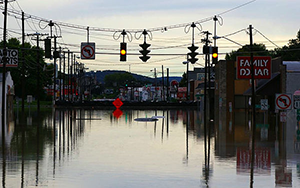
[86,70,181,85]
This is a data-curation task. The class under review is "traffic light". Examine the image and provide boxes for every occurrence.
[139,42,151,62]
[187,44,199,64]
[212,46,218,64]
[44,38,51,58]
[120,42,127,61]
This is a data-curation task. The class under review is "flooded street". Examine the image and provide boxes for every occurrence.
[1,108,300,187]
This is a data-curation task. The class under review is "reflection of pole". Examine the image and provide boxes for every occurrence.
[186,110,189,162]
[249,24,256,188]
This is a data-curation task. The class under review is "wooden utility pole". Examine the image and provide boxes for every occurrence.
[249,24,256,188]
[27,33,48,110]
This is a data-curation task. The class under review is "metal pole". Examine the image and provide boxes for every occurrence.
[63,51,65,101]
[37,34,40,111]
[249,24,256,188]
[21,11,25,111]
[67,50,70,102]
[167,68,169,102]
[162,65,164,101]
[59,47,62,101]
[53,36,57,105]
[2,0,8,137]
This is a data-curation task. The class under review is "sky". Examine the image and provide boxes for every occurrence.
[1,0,300,77]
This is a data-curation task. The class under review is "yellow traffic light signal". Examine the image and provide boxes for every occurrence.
[120,42,127,61]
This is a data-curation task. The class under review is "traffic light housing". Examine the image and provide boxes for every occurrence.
[120,42,127,61]
[212,46,218,64]
[44,38,51,58]
[187,44,199,64]
[139,42,151,62]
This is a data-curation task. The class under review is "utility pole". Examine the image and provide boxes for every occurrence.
[162,65,164,101]
[167,68,169,102]
[63,51,65,101]
[2,0,8,171]
[21,11,25,112]
[202,30,212,168]
[59,47,62,101]
[27,33,48,111]
[53,36,57,105]
[67,50,70,102]
[249,24,256,188]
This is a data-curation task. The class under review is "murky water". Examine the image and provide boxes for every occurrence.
[0,108,300,187]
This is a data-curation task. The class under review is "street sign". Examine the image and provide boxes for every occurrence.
[276,94,292,110]
[113,98,123,109]
[0,49,18,67]
[294,95,300,109]
[261,99,268,110]
[236,56,271,79]
[81,42,95,59]
[280,112,287,122]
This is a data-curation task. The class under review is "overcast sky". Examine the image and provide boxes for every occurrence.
[3,0,300,76]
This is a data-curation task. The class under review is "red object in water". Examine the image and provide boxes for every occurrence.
[113,109,123,118]
[113,98,123,109]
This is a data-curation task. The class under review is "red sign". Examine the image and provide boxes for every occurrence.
[237,147,271,173]
[236,56,271,79]
[113,109,123,118]
[113,98,123,109]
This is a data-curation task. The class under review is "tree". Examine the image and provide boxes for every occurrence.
[274,29,300,61]
[104,72,136,89]
[179,72,187,87]
[0,38,53,100]
[225,43,273,61]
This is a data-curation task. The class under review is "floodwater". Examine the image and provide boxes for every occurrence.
[0,108,300,188]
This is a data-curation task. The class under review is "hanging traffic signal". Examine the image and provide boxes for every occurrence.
[212,46,218,64]
[139,42,151,62]
[44,38,51,58]
[187,44,199,64]
[120,42,127,61]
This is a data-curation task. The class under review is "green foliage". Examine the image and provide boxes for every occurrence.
[274,29,300,61]
[225,43,274,61]
[104,72,136,88]
[179,72,187,87]
[0,38,53,100]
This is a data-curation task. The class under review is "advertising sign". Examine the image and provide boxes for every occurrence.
[236,56,271,79]
[0,49,18,67]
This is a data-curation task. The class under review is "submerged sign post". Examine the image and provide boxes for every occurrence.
[237,56,271,79]
[0,49,18,67]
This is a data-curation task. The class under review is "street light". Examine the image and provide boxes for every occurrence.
[182,61,189,101]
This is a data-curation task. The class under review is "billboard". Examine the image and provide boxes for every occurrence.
[236,56,271,79]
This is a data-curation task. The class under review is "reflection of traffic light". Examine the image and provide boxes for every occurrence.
[120,42,127,61]
[139,42,151,62]
[212,47,218,64]
[187,44,199,64]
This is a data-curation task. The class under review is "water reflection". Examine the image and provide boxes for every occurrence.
[0,108,299,187]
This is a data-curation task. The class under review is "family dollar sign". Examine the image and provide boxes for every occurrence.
[236,56,271,79]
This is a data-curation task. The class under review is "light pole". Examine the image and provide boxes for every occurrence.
[182,61,189,101]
